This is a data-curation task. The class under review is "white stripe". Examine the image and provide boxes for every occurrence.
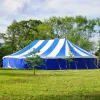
[8,61,11,68]
[67,41,88,56]
[4,55,18,58]
[47,39,65,57]
[65,41,70,56]
[14,40,44,57]
[72,42,94,56]
[37,40,54,55]
[3,54,97,59]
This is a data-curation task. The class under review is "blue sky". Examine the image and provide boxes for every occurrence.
[0,0,100,37]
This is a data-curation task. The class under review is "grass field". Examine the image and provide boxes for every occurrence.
[0,69,100,100]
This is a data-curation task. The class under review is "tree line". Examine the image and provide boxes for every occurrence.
[0,16,100,66]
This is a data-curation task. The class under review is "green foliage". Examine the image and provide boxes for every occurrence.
[95,40,100,59]
[0,43,3,47]
[95,18,100,59]
[98,40,100,59]
[5,20,42,52]
[37,21,56,39]
[2,16,98,53]
[2,19,56,53]
[48,16,74,38]
[0,70,100,99]
[67,50,73,61]
[64,50,74,69]
[0,16,99,66]
[46,16,96,51]
[0,46,12,67]
[25,49,45,75]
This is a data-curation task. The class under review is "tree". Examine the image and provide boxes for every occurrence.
[70,16,96,51]
[46,16,96,51]
[5,20,42,52]
[95,40,100,59]
[1,16,98,68]
[63,50,74,69]
[0,45,13,67]
[95,18,100,59]
[4,19,57,53]
[0,33,5,48]
[37,21,56,39]
[25,49,45,75]
[67,51,73,69]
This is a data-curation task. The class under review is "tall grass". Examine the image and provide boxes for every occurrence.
[0,69,100,100]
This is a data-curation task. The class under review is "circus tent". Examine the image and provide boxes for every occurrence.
[3,38,98,69]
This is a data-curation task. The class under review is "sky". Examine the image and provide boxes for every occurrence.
[0,0,99,42]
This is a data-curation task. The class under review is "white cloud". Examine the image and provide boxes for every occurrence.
[0,0,100,33]
[0,26,7,33]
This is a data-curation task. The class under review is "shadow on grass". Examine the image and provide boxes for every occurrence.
[35,94,100,100]
[0,69,67,77]
[0,72,67,77]
[1,94,100,100]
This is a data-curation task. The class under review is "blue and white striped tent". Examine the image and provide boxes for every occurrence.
[3,39,97,69]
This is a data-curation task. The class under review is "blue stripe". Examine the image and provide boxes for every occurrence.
[68,40,93,56]
[56,40,65,57]
[67,40,81,56]
[40,39,59,57]
[12,40,39,56]
[24,40,49,57]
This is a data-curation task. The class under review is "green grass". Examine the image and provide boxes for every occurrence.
[0,69,100,100]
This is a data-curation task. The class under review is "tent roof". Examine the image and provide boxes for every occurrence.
[4,39,97,59]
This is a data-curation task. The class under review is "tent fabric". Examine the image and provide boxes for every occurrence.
[3,38,97,69]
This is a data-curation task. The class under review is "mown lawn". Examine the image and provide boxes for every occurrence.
[0,69,100,100]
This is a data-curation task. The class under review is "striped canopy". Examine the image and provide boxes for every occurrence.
[4,38,97,59]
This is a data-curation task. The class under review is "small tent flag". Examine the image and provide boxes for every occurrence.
[3,38,98,69]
